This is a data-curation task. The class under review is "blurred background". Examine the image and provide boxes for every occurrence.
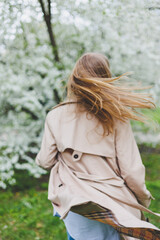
[0,0,160,239]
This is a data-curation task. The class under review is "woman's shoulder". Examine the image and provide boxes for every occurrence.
[46,100,78,121]
[46,102,131,133]
[112,118,131,134]
[52,100,78,111]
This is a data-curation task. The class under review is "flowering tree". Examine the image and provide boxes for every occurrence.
[0,0,159,188]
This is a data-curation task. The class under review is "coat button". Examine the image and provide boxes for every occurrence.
[73,154,79,159]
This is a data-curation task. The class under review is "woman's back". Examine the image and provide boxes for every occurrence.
[35,52,160,240]
[46,102,116,157]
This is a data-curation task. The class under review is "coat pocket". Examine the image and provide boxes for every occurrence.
[48,162,64,206]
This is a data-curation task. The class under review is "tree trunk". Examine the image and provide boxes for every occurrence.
[38,0,60,62]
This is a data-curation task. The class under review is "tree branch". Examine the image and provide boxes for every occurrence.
[38,0,60,62]
[2,104,39,120]
[148,7,160,10]
[21,107,38,120]
[53,89,61,103]
[48,0,51,18]
[39,0,46,16]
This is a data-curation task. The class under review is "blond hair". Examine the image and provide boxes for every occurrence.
[65,52,155,135]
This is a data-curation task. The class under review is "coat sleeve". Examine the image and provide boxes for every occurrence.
[115,119,154,208]
[35,113,58,170]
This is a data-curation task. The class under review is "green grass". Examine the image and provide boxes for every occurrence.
[0,189,67,240]
[0,151,160,239]
[142,152,160,181]
[142,152,160,228]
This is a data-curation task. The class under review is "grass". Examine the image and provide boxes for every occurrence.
[0,150,160,239]
[141,152,160,227]
[0,188,67,240]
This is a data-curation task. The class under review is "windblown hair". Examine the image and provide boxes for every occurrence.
[66,52,155,135]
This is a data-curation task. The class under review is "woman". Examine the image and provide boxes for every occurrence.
[36,52,160,240]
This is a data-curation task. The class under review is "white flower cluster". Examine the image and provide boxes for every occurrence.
[0,0,159,188]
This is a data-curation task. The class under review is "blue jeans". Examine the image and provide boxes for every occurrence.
[67,232,75,240]
[54,212,75,240]
[54,211,120,240]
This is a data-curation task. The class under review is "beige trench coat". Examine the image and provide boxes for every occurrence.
[35,102,160,239]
